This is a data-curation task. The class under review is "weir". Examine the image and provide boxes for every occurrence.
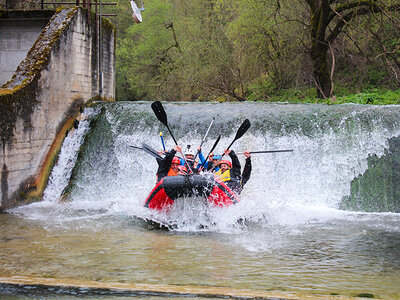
[0,5,115,210]
[4,102,400,299]
[62,102,400,216]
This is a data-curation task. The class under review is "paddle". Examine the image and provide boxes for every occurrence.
[236,150,293,155]
[209,119,251,172]
[151,101,193,173]
[142,143,163,160]
[159,132,166,151]
[193,117,215,163]
[227,119,251,150]
[199,135,221,171]
[129,145,142,150]
[129,144,163,160]
[151,101,178,145]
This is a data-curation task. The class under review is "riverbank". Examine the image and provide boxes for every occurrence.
[246,88,400,105]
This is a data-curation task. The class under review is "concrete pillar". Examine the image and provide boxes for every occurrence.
[0,7,115,210]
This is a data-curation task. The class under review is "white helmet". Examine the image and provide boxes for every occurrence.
[185,145,195,156]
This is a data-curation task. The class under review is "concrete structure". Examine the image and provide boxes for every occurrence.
[0,11,54,85]
[0,7,115,210]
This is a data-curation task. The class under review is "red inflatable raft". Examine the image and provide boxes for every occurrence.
[144,174,239,211]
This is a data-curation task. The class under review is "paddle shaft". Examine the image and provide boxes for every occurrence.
[129,145,142,150]
[166,126,194,174]
[193,117,215,163]
[130,144,163,160]
[209,119,251,172]
[159,132,166,151]
[142,143,164,160]
[199,135,221,171]
[151,101,193,174]
[236,150,293,155]
[209,140,235,171]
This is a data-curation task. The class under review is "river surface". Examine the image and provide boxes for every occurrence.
[1,102,400,299]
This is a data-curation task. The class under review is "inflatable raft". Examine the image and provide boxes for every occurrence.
[144,174,239,210]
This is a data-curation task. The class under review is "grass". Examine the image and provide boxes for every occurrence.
[250,88,400,105]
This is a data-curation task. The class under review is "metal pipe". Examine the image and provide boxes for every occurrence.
[87,0,90,23]
[98,0,103,96]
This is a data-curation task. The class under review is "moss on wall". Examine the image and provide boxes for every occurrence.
[0,7,78,147]
[0,7,115,209]
[0,7,79,209]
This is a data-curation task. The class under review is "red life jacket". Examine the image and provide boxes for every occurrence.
[167,168,178,177]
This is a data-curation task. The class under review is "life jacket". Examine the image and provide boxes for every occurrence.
[167,168,178,177]
[215,169,231,182]
[215,168,241,193]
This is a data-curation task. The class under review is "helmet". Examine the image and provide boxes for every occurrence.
[219,160,232,168]
[177,165,187,174]
[213,154,222,160]
[185,147,195,156]
[172,157,180,164]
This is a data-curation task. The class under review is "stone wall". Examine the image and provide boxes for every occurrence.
[0,18,50,85]
[0,7,115,210]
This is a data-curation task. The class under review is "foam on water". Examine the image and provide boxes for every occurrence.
[42,108,94,203]
[9,103,400,234]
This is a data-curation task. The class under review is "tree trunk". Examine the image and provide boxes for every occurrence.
[305,0,400,98]
[311,43,331,98]
[308,0,332,98]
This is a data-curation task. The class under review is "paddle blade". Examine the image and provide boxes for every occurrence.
[151,101,168,126]
[226,119,251,150]
[142,143,163,160]
[209,135,221,154]
[234,119,251,141]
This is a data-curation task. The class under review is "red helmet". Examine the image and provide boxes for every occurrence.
[178,165,187,174]
[172,157,180,164]
[219,160,232,168]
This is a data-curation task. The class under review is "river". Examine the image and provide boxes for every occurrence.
[1,102,400,299]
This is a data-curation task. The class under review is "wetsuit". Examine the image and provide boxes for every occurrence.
[238,156,252,194]
[156,149,176,182]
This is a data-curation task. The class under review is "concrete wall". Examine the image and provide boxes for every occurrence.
[0,19,49,85]
[0,7,115,210]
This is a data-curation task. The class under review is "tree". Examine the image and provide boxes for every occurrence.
[115,0,399,101]
[304,0,400,98]
[115,0,177,100]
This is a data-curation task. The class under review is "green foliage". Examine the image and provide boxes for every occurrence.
[115,0,400,102]
[116,0,175,100]
[334,89,400,105]
[245,74,400,104]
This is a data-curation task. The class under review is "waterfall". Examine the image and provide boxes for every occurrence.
[11,102,400,230]
[42,107,95,203]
